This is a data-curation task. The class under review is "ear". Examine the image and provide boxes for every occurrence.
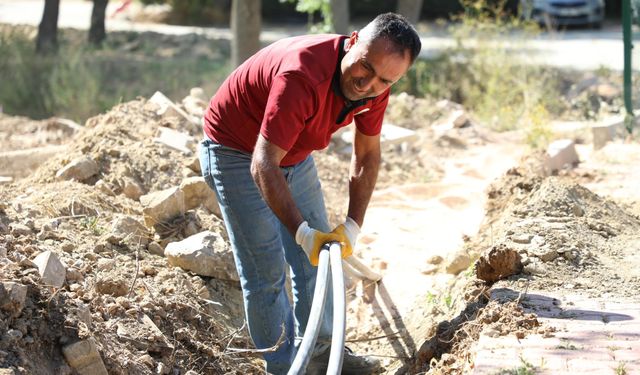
[344,31,358,52]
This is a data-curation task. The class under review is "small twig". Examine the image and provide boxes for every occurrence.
[516,279,530,305]
[51,214,87,221]
[127,247,141,298]
[224,323,286,355]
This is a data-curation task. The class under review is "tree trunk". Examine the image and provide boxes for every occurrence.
[89,0,109,46]
[397,0,424,26]
[330,0,349,34]
[36,0,60,53]
[231,0,261,68]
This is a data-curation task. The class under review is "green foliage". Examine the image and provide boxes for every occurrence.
[0,28,229,122]
[81,216,105,235]
[493,356,537,375]
[394,0,564,143]
[281,0,333,32]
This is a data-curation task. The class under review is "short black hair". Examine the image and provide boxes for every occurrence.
[359,12,422,63]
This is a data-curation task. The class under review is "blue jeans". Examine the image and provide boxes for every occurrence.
[199,138,333,374]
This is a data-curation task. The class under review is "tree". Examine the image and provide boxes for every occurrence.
[89,0,109,46]
[231,0,262,67]
[329,0,349,34]
[397,0,423,26]
[36,0,60,53]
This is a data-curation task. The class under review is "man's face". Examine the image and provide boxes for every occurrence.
[340,32,412,101]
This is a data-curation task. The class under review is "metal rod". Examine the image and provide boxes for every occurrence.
[623,0,635,133]
[327,242,346,374]
[287,246,331,375]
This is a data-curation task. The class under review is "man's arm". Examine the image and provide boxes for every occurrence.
[347,128,381,227]
[251,134,304,236]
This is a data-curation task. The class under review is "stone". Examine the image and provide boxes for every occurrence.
[55,156,99,182]
[153,126,195,155]
[592,116,624,150]
[445,249,472,275]
[0,245,6,258]
[0,282,28,317]
[595,83,620,100]
[190,87,207,101]
[110,215,150,246]
[427,255,444,265]
[147,242,164,257]
[9,223,31,236]
[96,258,116,272]
[511,234,533,244]
[66,268,84,283]
[148,91,195,124]
[140,187,186,227]
[122,179,144,201]
[187,156,202,174]
[62,338,108,375]
[179,176,220,215]
[475,244,523,283]
[529,245,559,262]
[164,231,238,281]
[95,275,128,297]
[544,139,579,173]
[33,251,66,288]
[182,95,206,118]
[0,368,16,375]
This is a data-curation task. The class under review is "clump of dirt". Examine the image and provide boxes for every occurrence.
[475,243,522,284]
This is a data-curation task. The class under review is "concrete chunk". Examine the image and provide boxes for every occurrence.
[55,156,99,182]
[62,338,108,375]
[153,126,195,155]
[165,231,238,281]
[33,251,66,288]
[544,139,579,173]
[0,282,28,317]
[140,187,186,227]
[592,116,624,150]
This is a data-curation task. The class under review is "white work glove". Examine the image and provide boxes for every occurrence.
[295,221,342,266]
[330,217,360,259]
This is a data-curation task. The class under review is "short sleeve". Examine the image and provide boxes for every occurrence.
[260,72,317,151]
[354,89,390,136]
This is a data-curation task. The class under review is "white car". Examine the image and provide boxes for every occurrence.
[520,0,605,28]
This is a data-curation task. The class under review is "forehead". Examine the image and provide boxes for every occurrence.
[357,37,411,80]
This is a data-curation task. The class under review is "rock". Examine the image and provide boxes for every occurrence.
[475,244,523,283]
[153,126,195,155]
[0,245,6,258]
[523,260,547,276]
[511,234,533,244]
[33,251,66,288]
[421,264,438,275]
[140,187,186,227]
[5,329,22,341]
[529,245,559,262]
[96,258,116,272]
[95,180,115,196]
[164,231,238,281]
[122,179,144,201]
[147,242,164,257]
[55,156,99,182]
[187,156,202,174]
[110,215,150,246]
[445,249,471,274]
[182,95,206,118]
[179,176,220,215]
[9,223,32,236]
[0,368,16,375]
[66,268,84,283]
[427,255,443,265]
[592,116,624,150]
[95,276,128,297]
[148,91,195,125]
[544,139,579,174]
[190,87,207,101]
[0,282,28,317]
[62,338,108,375]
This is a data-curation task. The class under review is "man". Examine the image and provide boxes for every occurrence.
[199,13,421,374]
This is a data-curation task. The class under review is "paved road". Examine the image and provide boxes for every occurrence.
[0,0,638,71]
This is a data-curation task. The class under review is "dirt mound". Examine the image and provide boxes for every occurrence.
[0,96,259,374]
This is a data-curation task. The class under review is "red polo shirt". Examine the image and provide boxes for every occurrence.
[204,34,389,166]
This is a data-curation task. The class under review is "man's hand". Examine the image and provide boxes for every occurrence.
[295,221,342,266]
[331,217,360,258]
